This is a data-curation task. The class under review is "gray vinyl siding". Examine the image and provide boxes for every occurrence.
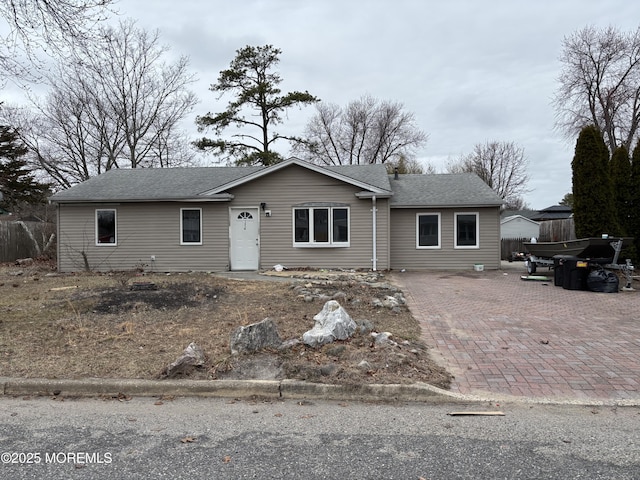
[227,165,389,270]
[390,207,501,270]
[57,202,229,272]
[56,164,390,272]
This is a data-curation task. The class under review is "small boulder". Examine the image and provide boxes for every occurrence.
[162,342,206,378]
[371,331,397,347]
[382,296,399,309]
[302,300,357,347]
[230,318,282,355]
[357,319,375,335]
[357,360,372,371]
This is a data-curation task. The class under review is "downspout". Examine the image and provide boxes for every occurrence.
[52,201,60,273]
[371,196,377,271]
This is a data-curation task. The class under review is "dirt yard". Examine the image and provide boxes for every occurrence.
[0,261,451,389]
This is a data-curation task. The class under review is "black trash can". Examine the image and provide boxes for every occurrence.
[553,255,573,287]
[562,257,589,290]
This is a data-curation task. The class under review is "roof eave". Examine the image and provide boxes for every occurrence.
[50,194,235,204]
[501,215,540,225]
[355,191,393,199]
[391,203,503,209]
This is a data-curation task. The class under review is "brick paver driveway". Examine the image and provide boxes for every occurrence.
[391,266,640,403]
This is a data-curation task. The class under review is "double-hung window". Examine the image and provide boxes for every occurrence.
[96,209,117,246]
[293,205,349,246]
[416,213,440,248]
[455,212,479,248]
[181,208,202,245]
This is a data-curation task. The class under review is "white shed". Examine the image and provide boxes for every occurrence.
[500,215,540,239]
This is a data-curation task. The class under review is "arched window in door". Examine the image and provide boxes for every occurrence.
[236,211,254,231]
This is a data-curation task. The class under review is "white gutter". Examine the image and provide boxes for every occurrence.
[371,196,377,271]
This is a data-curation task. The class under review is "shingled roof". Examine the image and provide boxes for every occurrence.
[49,166,265,202]
[388,173,503,207]
[50,158,503,208]
[50,158,395,203]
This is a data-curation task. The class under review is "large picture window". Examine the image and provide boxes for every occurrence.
[455,212,479,248]
[416,213,440,248]
[294,206,349,246]
[96,209,117,245]
[181,208,202,245]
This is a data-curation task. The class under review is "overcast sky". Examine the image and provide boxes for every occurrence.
[8,1,640,209]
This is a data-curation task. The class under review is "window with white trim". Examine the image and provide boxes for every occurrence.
[180,208,202,245]
[416,213,440,248]
[455,212,479,248]
[293,206,349,246]
[96,209,117,246]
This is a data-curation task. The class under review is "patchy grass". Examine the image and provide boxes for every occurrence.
[0,262,451,389]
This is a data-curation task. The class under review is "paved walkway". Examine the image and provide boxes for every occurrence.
[391,265,640,403]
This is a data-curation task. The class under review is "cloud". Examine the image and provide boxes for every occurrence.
[14,0,640,209]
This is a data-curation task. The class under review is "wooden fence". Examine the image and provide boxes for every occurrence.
[501,237,528,260]
[538,218,576,242]
[501,219,576,260]
[0,221,56,262]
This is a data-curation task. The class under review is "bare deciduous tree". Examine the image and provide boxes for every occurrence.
[294,95,428,166]
[384,155,434,174]
[2,20,199,188]
[75,20,199,170]
[0,0,115,82]
[447,141,530,208]
[554,25,640,152]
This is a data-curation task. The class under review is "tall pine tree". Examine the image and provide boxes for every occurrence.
[0,126,50,213]
[571,125,618,238]
[196,45,319,166]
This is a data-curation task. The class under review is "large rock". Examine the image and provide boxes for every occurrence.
[302,300,357,347]
[162,342,206,378]
[230,317,282,355]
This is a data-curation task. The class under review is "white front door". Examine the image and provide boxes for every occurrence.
[229,207,260,270]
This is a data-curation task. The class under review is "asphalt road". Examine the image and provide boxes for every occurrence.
[1,396,639,479]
